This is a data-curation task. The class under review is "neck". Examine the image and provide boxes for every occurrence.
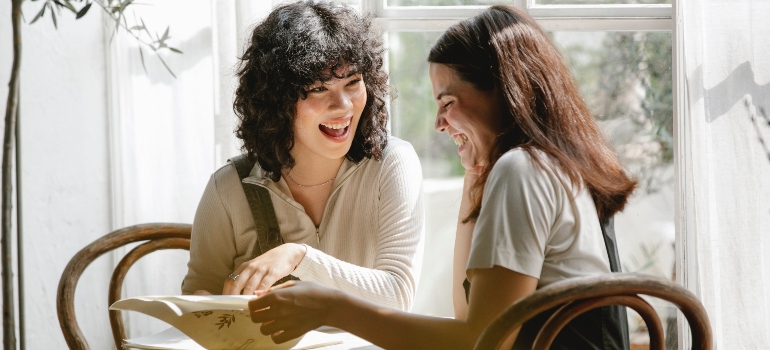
[286,148,344,186]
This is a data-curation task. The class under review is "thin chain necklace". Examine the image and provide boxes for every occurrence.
[284,170,336,188]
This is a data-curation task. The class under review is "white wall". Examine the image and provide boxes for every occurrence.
[0,1,113,349]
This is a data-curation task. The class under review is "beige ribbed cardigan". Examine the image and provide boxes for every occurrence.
[182,137,424,311]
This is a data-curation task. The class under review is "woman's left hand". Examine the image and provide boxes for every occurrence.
[249,281,342,344]
[222,243,307,295]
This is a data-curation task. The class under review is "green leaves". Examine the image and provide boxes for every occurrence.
[76,3,92,19]
[138,46,147,75]
[27,0,182,78]
[29,0,79,28]
[30,3,47,24]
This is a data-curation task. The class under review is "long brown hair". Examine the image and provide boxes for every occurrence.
[428,5,637,222]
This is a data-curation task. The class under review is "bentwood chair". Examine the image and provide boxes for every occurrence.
[56,223,191,350]
[474,273,712,350]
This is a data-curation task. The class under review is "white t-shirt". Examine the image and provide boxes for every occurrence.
[466,148,611,289]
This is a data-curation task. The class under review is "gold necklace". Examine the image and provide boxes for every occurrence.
[284,171,336,188]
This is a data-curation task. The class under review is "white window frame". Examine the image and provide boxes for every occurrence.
[364,0,694,348]
[365,0,672,31]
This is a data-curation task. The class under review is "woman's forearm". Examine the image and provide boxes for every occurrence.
[330,293,479,350]
[452,171,478,319]
[294,246,418,311]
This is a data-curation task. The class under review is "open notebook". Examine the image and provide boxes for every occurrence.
[122,327,342,350]
[110,295,343,350]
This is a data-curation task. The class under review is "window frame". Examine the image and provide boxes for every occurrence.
[366,0,692,348]
[365,0,672,31]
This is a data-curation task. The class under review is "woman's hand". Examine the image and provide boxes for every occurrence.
[249,281,342,344]
[222,243,307,295]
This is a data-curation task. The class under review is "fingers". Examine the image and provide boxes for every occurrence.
[222,264,266,295]
[250,302,278,324]
[249,293,276,316]
[222,245,302,295]
[268,280,298,291]
[221,268,243,295]
[260,314,315,344]
[242,272,277,295]
[272,328,309,344]
[224,264,285,295]
[193,289,212,295]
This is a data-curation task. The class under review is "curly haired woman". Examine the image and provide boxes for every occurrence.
[181,1,424,312]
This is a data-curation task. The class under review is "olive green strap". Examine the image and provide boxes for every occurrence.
[229,155,299,285]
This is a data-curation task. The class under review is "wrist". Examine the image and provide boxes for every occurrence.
[325,288,349,329]
[291,243,308,270]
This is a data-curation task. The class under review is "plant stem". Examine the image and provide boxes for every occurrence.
[3,0,23,348]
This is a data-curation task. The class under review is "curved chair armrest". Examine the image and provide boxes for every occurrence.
[56,223,191,350]
[474,273,712,350]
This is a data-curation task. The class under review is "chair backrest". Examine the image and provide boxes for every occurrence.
[474,273,712,350]
[56,223,192,350]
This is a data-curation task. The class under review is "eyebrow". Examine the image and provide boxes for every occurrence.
[436,91,453,100]
[333,69,360,80]
[318,69,360,84]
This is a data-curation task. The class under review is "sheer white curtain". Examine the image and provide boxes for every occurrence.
[108,0,215,338]
[681,0,770,347]
[109,0,279,340]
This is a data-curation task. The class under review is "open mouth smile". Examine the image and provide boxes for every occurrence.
[319,118,352,141]
[453,134,468,147]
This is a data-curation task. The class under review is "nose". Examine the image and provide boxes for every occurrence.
[329,90,354,112]
[434,113,448,133]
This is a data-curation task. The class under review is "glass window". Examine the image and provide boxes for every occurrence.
[554,30,675,343]
[537,0,671,4]
[387,0,513,6]
[335,0,361,9]
[388,32,459,179]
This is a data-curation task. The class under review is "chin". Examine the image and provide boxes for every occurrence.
[321,143,352,160]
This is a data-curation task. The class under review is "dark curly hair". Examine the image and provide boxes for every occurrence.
[233,1,389,182]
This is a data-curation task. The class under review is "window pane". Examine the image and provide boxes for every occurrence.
[388,32,462,179]
[387,0,512,6]
[538,0,671,4]
[335,0,361,10]
[553,30,674,346]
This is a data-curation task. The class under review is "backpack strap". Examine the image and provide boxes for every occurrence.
[228,155,299,284]
[599,216,631,350]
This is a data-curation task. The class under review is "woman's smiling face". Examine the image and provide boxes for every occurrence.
[293,64,367,161]
[430,63,503,171]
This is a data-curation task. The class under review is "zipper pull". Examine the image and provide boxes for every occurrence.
[315,227,320,245]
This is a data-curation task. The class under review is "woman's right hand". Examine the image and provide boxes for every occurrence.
[249,281,343,343]
[222,243,307,295]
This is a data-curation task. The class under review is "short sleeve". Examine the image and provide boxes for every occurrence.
[466,149,560,279]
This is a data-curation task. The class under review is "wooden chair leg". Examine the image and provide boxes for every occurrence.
[108,238,191,349]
